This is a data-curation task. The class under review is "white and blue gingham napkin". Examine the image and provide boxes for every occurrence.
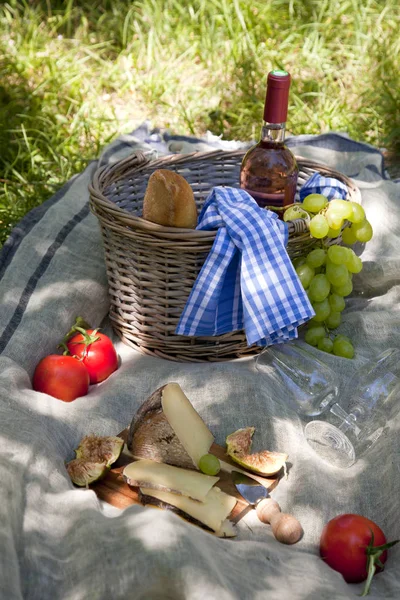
[175,187,315,346]
[299,172,348,202]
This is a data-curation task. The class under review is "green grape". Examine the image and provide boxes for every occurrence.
[327,245,349,265]
[348,202,365,224]
[333,337,355,359]
[305,326,326,346]
[335,334,352,344]
[327,227,341,238]
[307,320,324,329]
[329,293,346,312]
[329,199,354,220]
[308,274,331,302]
[292,256,307,269]
[302,194,328,213]
[284,205,309,222]
[346,251,363,274]
[198,454,220,476]
[325,311,341,329]
[332,278,353,297]
[311,298,331,322]
[309,214,329,239]
[326,262,349,287]
[353,219,373,243]
[326,209,344,230]
[296,264,315,289]
[341,226,357,245]
[306,248,327,268]
[317,337,334,353]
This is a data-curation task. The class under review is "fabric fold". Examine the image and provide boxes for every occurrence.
[299,171,348,202]
[176,187,315,346]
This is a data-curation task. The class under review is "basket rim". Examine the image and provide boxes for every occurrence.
[89,149,361,239]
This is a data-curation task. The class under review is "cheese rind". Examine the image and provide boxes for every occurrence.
[140,486,237,532]
[161,383,214,467]
[123,459,219,501]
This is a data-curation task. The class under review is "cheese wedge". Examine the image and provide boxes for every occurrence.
[161,383,214,467]
[215,519,237,538]
[140,486,237,533]
[123,459,219,502]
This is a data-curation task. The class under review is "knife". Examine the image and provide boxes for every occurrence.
[232,471,303,545]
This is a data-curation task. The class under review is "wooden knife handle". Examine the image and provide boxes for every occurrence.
[256,499,303,545]
[255,498,281,524]
[269,512,304,545]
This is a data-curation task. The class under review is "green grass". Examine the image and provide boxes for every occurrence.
[1,0,399,246]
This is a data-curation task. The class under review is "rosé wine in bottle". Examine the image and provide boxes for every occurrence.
[240,70,298,211]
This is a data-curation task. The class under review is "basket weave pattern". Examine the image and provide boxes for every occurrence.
[89,150,361,362]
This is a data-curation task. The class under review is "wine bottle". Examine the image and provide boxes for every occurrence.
[240,69,299,210]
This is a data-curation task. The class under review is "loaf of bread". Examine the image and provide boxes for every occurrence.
[142,169,198,229]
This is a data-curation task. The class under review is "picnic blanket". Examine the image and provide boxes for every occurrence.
[1,125,399,600]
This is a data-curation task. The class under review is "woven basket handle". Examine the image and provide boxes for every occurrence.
[93,150,152,191]
[287,218,309,235]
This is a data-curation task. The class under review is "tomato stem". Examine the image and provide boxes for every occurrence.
[58,317,99,355]
[62,317,92,342]
[360,553,377,597]
[359,530,399,597]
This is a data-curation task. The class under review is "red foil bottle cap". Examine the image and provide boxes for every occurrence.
[263,70,291,124]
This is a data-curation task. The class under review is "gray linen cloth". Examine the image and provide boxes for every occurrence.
[0,127,399,599]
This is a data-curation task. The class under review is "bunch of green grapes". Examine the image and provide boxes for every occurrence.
[293,245,362,358]
[283,194,373,358]
[284,194,374,358]
[293,194,373,242]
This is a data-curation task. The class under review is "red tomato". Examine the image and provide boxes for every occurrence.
[320,514,388,584]
[66,329,118,384]
[32,355,90,402]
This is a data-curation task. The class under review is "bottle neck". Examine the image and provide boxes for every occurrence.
[261,121,286,144]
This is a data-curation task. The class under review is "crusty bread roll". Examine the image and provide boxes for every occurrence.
[142,169,198,229]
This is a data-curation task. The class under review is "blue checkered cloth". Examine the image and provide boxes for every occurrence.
[299,172,348,202]
[175,187,315,346]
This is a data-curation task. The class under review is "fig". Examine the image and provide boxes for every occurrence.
[75,434,124,467]
[226,427,254,455]
[66,459,109,487]
[225,427,288,476]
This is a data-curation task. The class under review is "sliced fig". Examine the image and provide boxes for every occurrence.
[225,427,255,456]
[225,427,288,476]
[75,435,124,467]
[227,450,288,476]
[66,459,109,487]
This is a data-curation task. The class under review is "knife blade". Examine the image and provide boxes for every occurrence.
[232,471,303,545]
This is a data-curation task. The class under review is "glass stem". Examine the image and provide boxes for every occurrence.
[330,403,361,436]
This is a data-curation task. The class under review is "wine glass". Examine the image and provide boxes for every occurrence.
[304,348,400,468]
[255,341,339,417]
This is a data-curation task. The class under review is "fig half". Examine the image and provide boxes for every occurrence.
[75,435,124,467]
[66,434,124,487]
[225,427,255,455]
[225,427,288,476]
[66,459,109,487]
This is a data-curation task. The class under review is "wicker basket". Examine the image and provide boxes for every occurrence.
[89,149,361,362]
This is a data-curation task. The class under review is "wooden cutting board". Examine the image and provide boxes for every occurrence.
[91,429,281,525]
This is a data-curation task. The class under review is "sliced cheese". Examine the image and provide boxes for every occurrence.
[215,519,237,538]
[123,459,219,502]
[140,486,237,533]
[161,383,214,467]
